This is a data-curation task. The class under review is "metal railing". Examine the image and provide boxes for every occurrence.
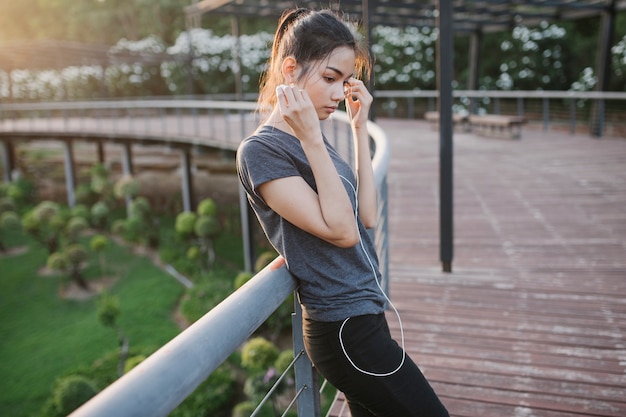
[28,104,391,416]
[0,99,261,151]
[374,90,626,137]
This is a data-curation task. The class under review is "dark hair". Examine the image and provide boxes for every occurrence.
[258,8,371,113]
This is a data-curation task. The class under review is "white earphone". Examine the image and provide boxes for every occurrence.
[338,174,406,377]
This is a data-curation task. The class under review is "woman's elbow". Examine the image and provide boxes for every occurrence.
[330,228,360,248]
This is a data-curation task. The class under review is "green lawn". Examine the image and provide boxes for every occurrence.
[0,234,186,417]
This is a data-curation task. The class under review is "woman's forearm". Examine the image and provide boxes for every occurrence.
[301,138,360,246]
[353,124,377,228]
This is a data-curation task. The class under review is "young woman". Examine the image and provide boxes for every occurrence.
[236,8,449,417]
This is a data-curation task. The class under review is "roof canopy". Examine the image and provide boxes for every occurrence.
[2,1,624,71]
[185,0,626,33]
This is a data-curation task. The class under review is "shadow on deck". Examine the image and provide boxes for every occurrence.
[329,120,626,417]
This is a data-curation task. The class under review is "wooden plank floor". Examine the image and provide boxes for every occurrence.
[328,120,626,417]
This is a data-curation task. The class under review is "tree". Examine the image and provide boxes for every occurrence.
[50,375,98,416]
[97,291,129,377]
[22,201,66,254]
[0,196,21,253]
[90,234,110,278]
[175,198,222,271]
[48,243,90,290]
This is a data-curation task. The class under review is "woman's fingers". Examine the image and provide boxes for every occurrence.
[276,84,307,107]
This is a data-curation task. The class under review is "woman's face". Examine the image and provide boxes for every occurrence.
[296,46,356,120]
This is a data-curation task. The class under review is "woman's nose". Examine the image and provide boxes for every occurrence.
[331,83,345,102]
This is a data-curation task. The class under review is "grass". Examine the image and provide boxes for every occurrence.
[0,231,186,417]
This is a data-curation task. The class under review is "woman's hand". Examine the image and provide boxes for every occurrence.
[275,84,322,144]
[344,78,373,128]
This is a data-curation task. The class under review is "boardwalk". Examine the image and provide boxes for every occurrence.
[329,120,626,416]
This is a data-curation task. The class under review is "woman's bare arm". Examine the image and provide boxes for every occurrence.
[258,85,359,248]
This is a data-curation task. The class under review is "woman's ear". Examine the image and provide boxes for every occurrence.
[281,56,297,85]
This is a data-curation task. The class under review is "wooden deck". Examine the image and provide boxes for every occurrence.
[329,120,626,416]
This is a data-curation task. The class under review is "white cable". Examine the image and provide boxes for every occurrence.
[338,174,406,377]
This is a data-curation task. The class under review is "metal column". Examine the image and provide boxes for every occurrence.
[437,0,454,273]
[180,148,194,213]
[63,141,77,207]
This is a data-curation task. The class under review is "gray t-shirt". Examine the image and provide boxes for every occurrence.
[236,125,386,322]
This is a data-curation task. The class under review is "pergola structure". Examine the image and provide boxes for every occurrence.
[185,0,625,272]
[1,1,624,271]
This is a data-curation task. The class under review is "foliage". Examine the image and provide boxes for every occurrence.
[179,276,233,324]
[241,337,279,373]
[97,291,120,329]
[0,210,21,252]
[123,354,146,374]
[231,401,274,417]
[489,22,568,90]
[163,29,272,95]
[113,175,140,200]
[47,243,90,289]
[371,25,438,90]
[97,291,129,377]
[0,177,35,209]
[254,250,277,272]
[3,10,626,101]
[65,216,88,243]
[117,196,159,248]
[274,349,295,375]
[233,271,254,289]
[0,235,183,417]
[169,363,237,417]
[22,201,65,254]
[90,201,110,230]
[90,234,110,277]
[48,375,98,417]
[174,198,222,271]
[175,211,197,237]
[612,33,626,91]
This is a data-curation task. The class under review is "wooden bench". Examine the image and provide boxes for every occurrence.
[424,111,470,132]
[468,114,526,139]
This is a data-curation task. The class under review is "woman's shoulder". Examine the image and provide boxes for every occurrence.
[240,126,300,154]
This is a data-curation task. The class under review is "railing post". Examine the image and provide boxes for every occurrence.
[180,148,194,212]
[542,97,549,131]
[1,140,16,182]
[121,143,134,215]
[569,98,576,135]
[292,296,321,417]
[63,140,76,207]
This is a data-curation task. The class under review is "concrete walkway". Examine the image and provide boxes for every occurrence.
[329,119,626,416]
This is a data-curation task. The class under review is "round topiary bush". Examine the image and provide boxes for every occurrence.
[274,349,295,375]
[52,375,98,416]
[197,198,217,217]
[241,337,279,372]
[175,211,197,237]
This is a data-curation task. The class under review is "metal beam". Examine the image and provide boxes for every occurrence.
[438,0,454,273]
[62,141,77,208]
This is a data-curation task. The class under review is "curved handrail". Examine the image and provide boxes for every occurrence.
[67,106,391,417]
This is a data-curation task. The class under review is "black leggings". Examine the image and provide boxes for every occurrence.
[303,313,449,417]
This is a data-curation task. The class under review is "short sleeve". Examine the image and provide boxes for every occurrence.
[236,136,301,207]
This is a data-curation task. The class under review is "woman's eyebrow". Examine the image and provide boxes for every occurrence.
[326,66,354,79]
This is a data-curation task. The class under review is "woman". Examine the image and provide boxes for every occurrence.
[236,8,449,417]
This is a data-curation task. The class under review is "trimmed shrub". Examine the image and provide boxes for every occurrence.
[241,337,279,372]
[51,375,98,416]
